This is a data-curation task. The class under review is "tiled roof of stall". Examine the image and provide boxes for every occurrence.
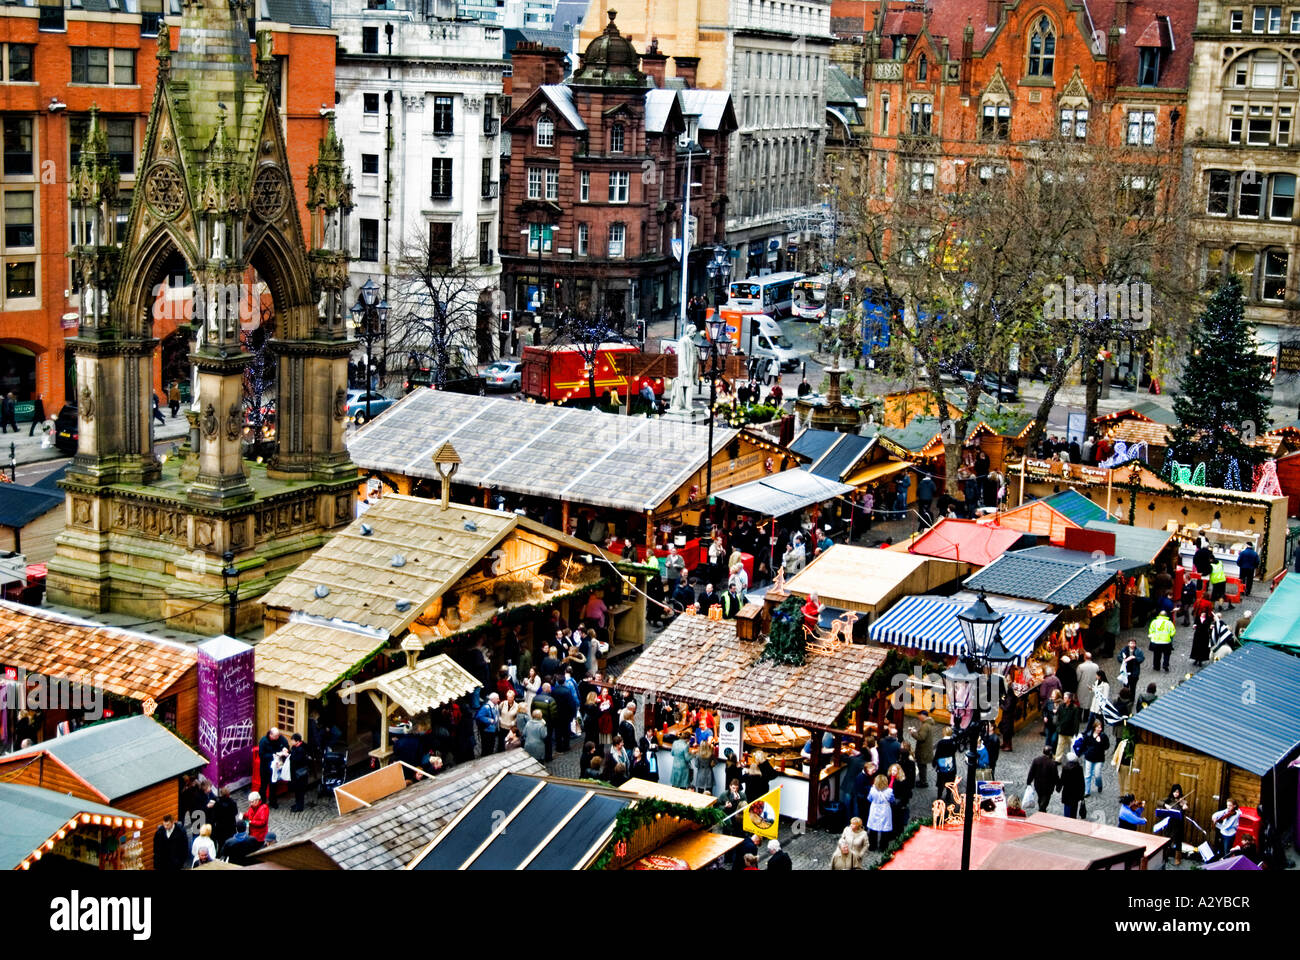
[614,615,889,729]
[253,619,389,699]
[350,655,482,717]
[347,390,741,513]
[0,601,196,701]
[1127,644,1300,776]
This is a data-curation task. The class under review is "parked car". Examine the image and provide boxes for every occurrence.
[956,369,1019,403]
[403,365,487,396]
[345,390,396,426]
[54,403,78,455]
[484,360,522,392]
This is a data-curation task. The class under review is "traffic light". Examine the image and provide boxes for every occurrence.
[499,310,512,333]
[553,280,562,291]
[842,291,851,309]
[635,319,647,344]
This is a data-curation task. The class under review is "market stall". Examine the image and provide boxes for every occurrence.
[1126,644,1300,854]
[880,816,1149,870]
[780,544,965,627]
[901,518,1027,571]
[345,655,482,765]
[980,489,1117,545]
[868,594,1056,665]
[613,611,889,823]
[346,389,801,553]
[1240,573,1300,652]
[0,783,146,872]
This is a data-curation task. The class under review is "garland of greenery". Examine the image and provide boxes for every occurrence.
[590,798,727,870]
[868,817,926,870]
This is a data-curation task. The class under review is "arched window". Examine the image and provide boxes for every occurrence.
[918,53,928,80]
[536,117,554,147]
[1027,16,1056,77]
[610,123,625,153]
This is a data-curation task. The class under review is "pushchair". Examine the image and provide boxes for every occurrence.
[319,745,348,797]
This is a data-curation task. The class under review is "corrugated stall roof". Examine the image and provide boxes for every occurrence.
[1083,520,1174,566]
[963,549,1120,606]
[1127,644,1300,776]
[712,470,854,517]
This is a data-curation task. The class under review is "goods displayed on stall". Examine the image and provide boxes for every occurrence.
[1176,523,1260,577]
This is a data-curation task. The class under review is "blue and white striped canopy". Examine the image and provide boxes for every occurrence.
[868,595,1056,665]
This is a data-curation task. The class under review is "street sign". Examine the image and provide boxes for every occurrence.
[672,238,683,261]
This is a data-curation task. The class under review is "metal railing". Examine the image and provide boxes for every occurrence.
[481,181,498,199]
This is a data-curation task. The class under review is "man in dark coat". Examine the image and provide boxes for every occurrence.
[208,787,239,850]
[1027,746,1060,813]
[699,583,720,613]
[289,732,312,811]
[153,815,190,870]
[257,726,291,808]
[766,839,793,870]
[1056,656,1078,696]
[877,725,902,770]
[732,833,758,870]
[218,819,262,866]
[27,394,45,436]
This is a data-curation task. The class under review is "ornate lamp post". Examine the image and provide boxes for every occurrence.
[696,313,731,530]
[349,278,388,424]
[705,244,730,308]
[222,550,240,637]
[943,591,1014,870]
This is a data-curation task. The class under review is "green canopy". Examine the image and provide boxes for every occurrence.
[1241,574,1300,650]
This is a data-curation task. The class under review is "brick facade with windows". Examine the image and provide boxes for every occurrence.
[501,14,735,324]
[0,4,335,415]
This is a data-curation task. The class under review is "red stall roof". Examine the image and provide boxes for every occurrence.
[907,519,1024,567]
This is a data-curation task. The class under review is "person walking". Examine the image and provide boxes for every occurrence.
[0,392,17,433]
[530,684,557,761]
[1208,558,1228,610]
[1058,753,1086,819]
[168,381,181,418]
[208,786,239,850]
[1026,746,1059,813]
[1190,610,1213,666]
[246,792,270,844]
[1237,544,1259,597]
[1054,691,1081,763]
[152,392,166,426]
[933,727,957,800]
[766,839,792,870]
[670,735,692,790]
[1117,639,1145,693]
[830,839,861,870]
[1075,652,1099,716]
[866,774,895,851]
[663,545,686,594]
[27,394,45,436]
[1042,689,1062,754]
[1081,718,1109,797]
[910,710,939,787]
[840,817,870,862]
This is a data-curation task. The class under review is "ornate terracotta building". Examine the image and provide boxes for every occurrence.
[46,0,356,635]
[500,14,735,323]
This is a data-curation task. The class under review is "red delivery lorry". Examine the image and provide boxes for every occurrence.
[521,343,666,403]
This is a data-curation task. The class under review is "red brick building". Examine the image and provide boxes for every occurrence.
[845,0,1196,194]
[0,2,336,418]
[500,14,736,325]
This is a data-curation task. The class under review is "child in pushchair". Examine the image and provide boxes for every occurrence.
[319,745,348,796]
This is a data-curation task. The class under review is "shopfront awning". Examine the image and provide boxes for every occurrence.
[349,654,482,716]
[1241,573,1300,651]
[712,470,853,517]
[843,459,913,488]
[867,594,1056,665]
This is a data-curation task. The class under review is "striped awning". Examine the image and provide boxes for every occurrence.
[868,595,1056,665]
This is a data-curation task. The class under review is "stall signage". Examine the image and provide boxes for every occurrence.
[1279,343,1300,374]
[718,715,743,763]
[2,666,15,681]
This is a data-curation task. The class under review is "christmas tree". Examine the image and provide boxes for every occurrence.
[761,596,808,666]
[1168,274,1273,488]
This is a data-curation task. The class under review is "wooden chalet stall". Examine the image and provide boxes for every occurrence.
[346,389,801,554]
[881,815,1154,870]
[979,489,1117,545]
[0,784,146,872]
[614,611,889,824]
[1126,644,1300,853]
[0,716,205,870]
[0,601,198,750]
[256,493,646,762]
[1008,460,1291,577]
[878,389,1035,473]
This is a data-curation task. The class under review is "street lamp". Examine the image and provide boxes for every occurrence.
[696,313,731,532]
[705,244,730,308]
[349,278,389,425]
[221,550,240,637]
[943,590,1013,870]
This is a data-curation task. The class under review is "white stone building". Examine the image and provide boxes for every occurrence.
[333,0,508,365]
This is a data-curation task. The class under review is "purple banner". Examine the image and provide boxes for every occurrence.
[196,636,256,789]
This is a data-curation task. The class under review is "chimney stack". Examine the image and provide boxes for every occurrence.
[986,0,1000,26]
[642,41,668,87]
[511,42,568,105]
[673,55,700,88]
[1115,0,1129,29]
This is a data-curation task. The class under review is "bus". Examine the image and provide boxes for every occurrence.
[726,272,804,316]
[792,270,855,320]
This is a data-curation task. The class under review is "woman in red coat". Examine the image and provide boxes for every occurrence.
[597,688,616,746]
[246,793,271,844]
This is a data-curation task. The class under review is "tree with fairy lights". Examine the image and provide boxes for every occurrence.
[761,596,808,666]
[1168,274,1273,488]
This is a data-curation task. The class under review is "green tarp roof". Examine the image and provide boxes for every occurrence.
[1241,574,1300,650]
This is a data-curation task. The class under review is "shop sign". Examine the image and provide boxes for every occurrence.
[2,666,15,681]
[718,715,743,763]
[1279,343,1300,374]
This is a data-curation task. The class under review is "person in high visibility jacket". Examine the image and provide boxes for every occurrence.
[1148,609,1176,673]
[1208,559,1228,609]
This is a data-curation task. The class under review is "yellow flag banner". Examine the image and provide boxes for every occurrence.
[742,787,781,839]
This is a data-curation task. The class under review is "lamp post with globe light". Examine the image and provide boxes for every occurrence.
[696,312,731,529]
[349,278,389,425]
[705,244,730,308]
[943,591,1014,870]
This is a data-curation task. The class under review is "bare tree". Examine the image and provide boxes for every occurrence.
[386,224,489,387]
[548,307,625,401]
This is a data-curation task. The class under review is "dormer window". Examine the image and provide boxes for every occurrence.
[610,123,625,153]
[536,117,554,147]
[1027,16,1055,78]
[918,54,928,81]
[1138,48,1161,86]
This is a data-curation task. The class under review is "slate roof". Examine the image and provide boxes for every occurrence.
[539,84,587,131]
[1127,644,1300,776]
[1083,520,1174,566]
[963,547,1121,606]
[614,615,889,728]
[677,89,734,131]
[0,783,142,871]
[826,65,864,107]
[252,751,545,870]
[1,716,204,801]
[0,601,196,702]
[792,429,877,483]
[0,484,63,528]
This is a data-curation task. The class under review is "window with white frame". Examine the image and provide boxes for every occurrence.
[880,94,890,134]
[609,170,629,203]
[578,222,589,255]
[1292,9,1300,30]
[1253,53,1280,87]
[430,158,453,199]
[1229,103,1245,141]
[909,99,932,134]
[1239,173,1263,216]
[545,167,559,200]
[527,167,543,199]
[907,160,935,194]
[2,45,34,83]
[1060,106,1088,139]
[1126,110,1157,145]
[608,223,625,257]
[981,102,1010,140]
[580,170,589,201]
[433,96,454,135]
[536,117,554,147]
[610,123,624,153]
[1271,172,1296,218]
[1231,9,1244,29]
